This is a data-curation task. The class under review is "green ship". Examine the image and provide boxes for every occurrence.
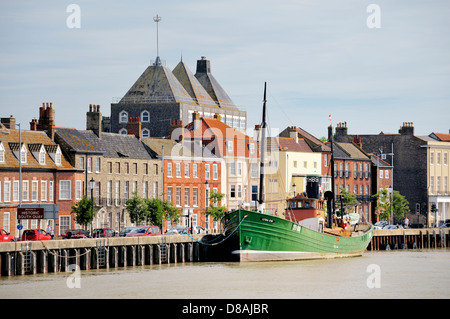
[220,82,373,262]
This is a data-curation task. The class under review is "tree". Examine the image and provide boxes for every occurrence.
[145,197,180,227]
[337,187,358,215]
[373,189,410,221]
[125,193,147,224]
[72,195,97,229]
[204,191,227,221]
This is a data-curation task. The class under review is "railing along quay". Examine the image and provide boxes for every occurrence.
[0,234,214,277]
[369,228,450,251]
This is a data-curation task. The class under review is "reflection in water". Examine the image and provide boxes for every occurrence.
[1,249,450,299]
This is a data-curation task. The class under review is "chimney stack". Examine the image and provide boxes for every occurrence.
[289,126,298,143]
[127,117,141,139]
[335,122,348,138]
[1,115,16,130]
[30,118,38,131]
[213,113,221,121]
[37,102,55,140]
[399,122,414,136]
[170,120,184,142]
[86,104,102,138]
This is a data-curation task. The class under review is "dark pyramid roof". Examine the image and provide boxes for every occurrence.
[119,62,196,105]
[172,60,217,108]
[194,57,237,110]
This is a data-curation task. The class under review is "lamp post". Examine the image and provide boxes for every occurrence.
[89,178,95,235]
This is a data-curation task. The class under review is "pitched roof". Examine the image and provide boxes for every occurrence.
[55,128,153,159]
[0,128,74,170]
[172,60,218,108]
[332,142,370,161]
[119,63,197,105]
[290,126,331,152]
[267,137,313,153]
[429,132,450,141]
[194,58,237,110]
[142,138,217,160]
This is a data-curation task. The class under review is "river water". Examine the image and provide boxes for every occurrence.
[1,249,449,299]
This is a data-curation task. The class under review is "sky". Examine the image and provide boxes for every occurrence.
[0,0,449,139]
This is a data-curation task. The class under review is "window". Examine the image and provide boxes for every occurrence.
[379,170,383,179]
[437,153,441,165]
[108,162,113,173]
[193,163,198,178]
[237,162,242,176]
[251,185,258,201]
[41,181,47,201]
[23,181,29,201]
[205,164,210,180]
[176,163,181,178]
[249,143,255,155]
[213,164,218,180]
[430,176,434,194]
[59,216,70,236]
[444,153,448,166]
[115,181,120,206]
[153,182,158,198]
[96,158,101,173]
[13,181,19,202]
[205,188,210,207]
[237,185,242,198]
[141,111,150,122]
[193,188,198,206]
[3,212,10,233]
[0,143,4,163]
[120,111,128,123]
[430,152,434,165]
[142,129,150,138]
[119,128,127,135]
[176,187,181,206]
[124,181,129,201]
[230,185,236,198]
[3,181,10,202]
[39,147,46,165]
[107,181,112,205]
[184,187,190,206]
[251,163,258,178]
[49,181,54,202]
[184,163,189,178]
[59,180,71,200]
[226,141,233,153]
[87,157,92,173]
[384,170,389,179]
[167,163,172,177]
[230,162,235,175]
[56,148,63,165]
[167,187,173,203]
[143,181,148,199]
[20,144,27,164]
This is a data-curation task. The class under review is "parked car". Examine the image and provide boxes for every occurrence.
[119,226,139,237]
[165,225,205,235]
[409,223,425,229]
[22,229,52,241]
[382,224,404,230]
[438,219,450,228]
[92,228,118,238]
[373,221,388,229]
[0,229,14,242]
[61,229,91,239]
[126,226,161,237]
[166,226,189,235]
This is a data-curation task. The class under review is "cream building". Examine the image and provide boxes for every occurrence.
[264,136,322,216]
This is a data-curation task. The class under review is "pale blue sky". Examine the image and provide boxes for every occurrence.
[0,0,449,139]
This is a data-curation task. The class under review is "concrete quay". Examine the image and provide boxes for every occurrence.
[0,234,213,277]
[370,228,450,250]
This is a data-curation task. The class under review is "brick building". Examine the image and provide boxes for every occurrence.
[142,138,224,232]
[54,105,162,231]
[109,56,246,137]
[0,111,83,237]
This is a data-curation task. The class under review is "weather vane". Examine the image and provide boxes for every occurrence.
[153,14,162,60]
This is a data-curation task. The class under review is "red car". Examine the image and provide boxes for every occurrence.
[0,229,14,242]
[126,226,161,237]
[92,228,118,238]
[22,229,52,241]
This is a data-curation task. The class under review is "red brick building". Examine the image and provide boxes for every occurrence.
[0,112,83,237]
[142,138,224,232]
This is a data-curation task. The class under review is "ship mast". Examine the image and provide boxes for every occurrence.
[257,82,267,213]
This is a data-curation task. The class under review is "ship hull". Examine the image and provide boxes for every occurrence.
[223,209,373,262]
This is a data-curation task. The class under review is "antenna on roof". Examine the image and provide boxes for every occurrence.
[153,14,162,65]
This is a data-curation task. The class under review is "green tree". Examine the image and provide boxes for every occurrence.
[125,192,147,224]
[72,195,97,229]
[145,197,180,227]
[337,187,358,215]
[204,191,227,221]
[373,189,410,221]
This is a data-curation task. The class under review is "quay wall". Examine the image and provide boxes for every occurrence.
[0,234,215,277]
[369,228,450,251]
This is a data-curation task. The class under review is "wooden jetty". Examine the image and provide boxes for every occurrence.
[369,228,450,251]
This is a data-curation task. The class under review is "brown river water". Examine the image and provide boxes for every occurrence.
[1,249,449,299]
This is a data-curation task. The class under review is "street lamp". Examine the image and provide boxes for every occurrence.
[292,183,297,197]
[89,178,95,234]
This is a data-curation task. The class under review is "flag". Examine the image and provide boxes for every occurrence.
[328,114,332,122]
